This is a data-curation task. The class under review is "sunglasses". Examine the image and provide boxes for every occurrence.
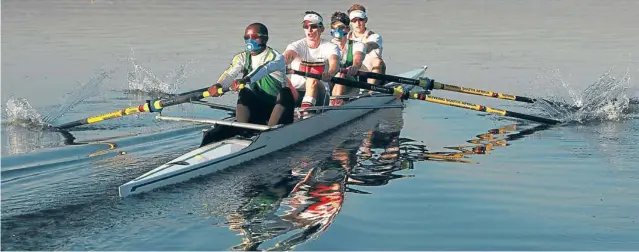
[243,33,267,40]
[303,23,321,30]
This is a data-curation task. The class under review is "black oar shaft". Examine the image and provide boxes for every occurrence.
[352,70,422,86]
[348,70,536,104]
[293,70,559,125]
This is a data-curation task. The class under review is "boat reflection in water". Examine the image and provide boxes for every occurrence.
[223,122,550,250]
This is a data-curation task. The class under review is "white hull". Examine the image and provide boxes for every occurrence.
[118,67,426,197]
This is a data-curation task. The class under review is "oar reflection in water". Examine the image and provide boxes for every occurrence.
[222,123,552,250]
[441,123,551,157]
[223,126,406,250]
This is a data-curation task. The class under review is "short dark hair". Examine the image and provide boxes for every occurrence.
[331,11,349,26]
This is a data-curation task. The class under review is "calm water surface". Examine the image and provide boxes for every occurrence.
[2,0,638,250]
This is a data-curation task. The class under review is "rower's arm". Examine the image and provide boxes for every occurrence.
[364,42,379,54]
[283,49,298,65]
[326,43,341,77]
[216,53,245,86]
[246,53,286,83]
[364,33,383,57]
[327,54,339,77]
[352,42,366,69]
[352,51,365,69]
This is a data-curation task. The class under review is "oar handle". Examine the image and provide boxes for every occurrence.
[338,68,432,88]
[289,69,403,97]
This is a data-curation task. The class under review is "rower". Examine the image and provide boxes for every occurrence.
[329,11,366,106]
[284,11,340,113]
[346,4,386,85]
[204,23,297,145]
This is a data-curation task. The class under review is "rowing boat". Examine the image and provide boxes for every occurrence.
[117,67,426,197]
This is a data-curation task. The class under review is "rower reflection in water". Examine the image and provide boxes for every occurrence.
[222,123,551,250]
[222,124,411,250]
[202,23,297,146]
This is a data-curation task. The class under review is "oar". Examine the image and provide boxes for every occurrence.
[53,85,235,130]
[341,69,536,103]
[291,70,560,125]
[188,100,237,112]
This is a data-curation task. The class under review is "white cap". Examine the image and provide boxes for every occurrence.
[349,10,366,20]
[303,13,323,25]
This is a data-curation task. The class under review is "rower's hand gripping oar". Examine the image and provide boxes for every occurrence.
[53,85,242,130]
[340,69,536,104]
[292,69,560,125]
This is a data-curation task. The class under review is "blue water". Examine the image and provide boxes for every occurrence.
[2,0,639,250]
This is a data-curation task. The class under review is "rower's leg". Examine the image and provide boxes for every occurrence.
[302,78,318,108]
[367,57,386,85]
[332,73,345,95]
[331,73,347,106]
[332,84,345,96]
[285,77,300,105]
[236,88,257,123]
[268,87,295,126]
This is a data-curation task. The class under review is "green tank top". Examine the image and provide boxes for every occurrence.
[342,40,359,82]
[242,48,282,100]
[343,40,354,68]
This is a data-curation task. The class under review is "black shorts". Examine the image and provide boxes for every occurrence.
[237,87,276,125]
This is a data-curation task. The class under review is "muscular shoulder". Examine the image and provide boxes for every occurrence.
[367,31,382,44]
[319,39,339,55]
[351,40,366,53]
[368,33,382,39]
[285,38,307,52]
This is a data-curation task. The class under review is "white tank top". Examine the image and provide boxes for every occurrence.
[285,38,340,69]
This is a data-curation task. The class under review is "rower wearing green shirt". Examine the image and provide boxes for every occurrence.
[329,11,366,106]
[204,23,298,145]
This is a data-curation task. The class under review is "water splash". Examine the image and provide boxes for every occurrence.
[3,97,47,127]
[126,49,198,95]
[1,98,71,154]
[532,68,636,124]
[44,70,113,124]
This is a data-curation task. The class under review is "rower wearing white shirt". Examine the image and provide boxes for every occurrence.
[347,4,386,85]
[329,11,366,106]
[284,11,341,111]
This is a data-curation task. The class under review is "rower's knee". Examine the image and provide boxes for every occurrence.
[305,78,319,89]
[237,88,256,105]
[371,58,385,73]
[276,87,295,106]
